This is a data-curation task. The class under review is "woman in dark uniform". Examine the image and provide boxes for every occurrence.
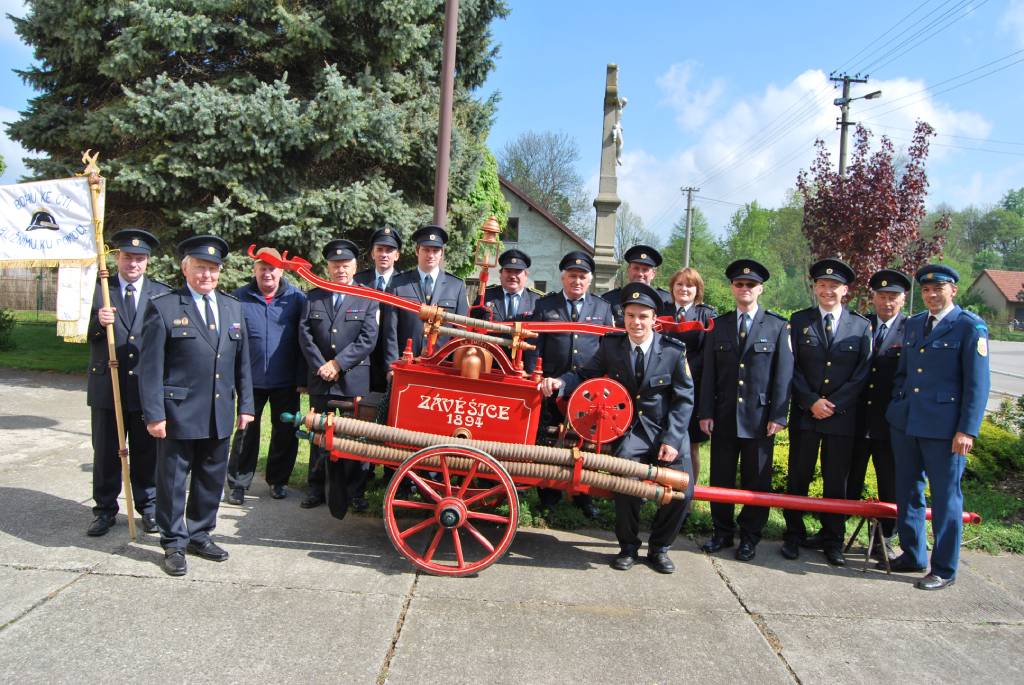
[667,267,716,484]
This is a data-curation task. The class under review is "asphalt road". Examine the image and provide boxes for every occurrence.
[987,340,1024,411]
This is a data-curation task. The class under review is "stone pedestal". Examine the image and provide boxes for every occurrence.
[591,64,622,294]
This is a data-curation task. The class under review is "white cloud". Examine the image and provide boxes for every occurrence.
[656,61,725,131]
[1003,0,1024,48]
[615,69,996,239]
[0,105,36,184]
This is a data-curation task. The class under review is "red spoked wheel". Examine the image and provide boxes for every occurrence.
[566,377,632,446]
[383,445,519,577]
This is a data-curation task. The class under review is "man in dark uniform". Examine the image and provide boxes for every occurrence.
[480,249,541,322]
[140,235,255,577]
[224,247,307,505]
[886,264,990,590]
[353,226,401,393]
[528,251,614,519]
[298,239,379,513]
[384,225,469,364]
[782,258,872,566]
[540,283,693,573]
[847,268,910,561]
[86,228,171,536]
[699,259,793,561]
[602,244,673,326]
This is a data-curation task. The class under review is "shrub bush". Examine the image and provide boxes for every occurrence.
[968,419,1024,484]
[0,308,15,350]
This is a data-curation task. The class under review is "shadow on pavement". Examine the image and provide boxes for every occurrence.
[0,415,59,430]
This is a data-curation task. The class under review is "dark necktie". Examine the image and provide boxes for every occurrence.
[375,275,385,291]
[924,315,936,337]
[569,299,580,322]
[203,294,217,336]
[874,322,888,351]
[676,307,685,323]
[507,293,519,319]
[824,313,834,348]
[123,283,136,325]
[333,293,345,314]
[738,312,749,346]
[634,345,645,382]
[423,274,434,303]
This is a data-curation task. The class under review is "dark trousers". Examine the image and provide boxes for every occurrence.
[91,407,157,518]
[156,436,229,551]
[849,435,896,537]
[616,452,692,554]
[708,431,775,544]
[307,395,365,518]
[226,386,300,490]
[784,429,854,550]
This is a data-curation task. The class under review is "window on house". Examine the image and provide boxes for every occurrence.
[505,217,520,242]
[533,280,547,293]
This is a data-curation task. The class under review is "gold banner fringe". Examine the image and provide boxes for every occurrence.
[0,258,98,269]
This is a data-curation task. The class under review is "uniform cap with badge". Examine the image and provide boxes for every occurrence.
[368,226,402,251]
[178,235,229,265]
[558,250,595,273]
[323,238,359,262]
[619,282,661,311]
[498,249,531,270]
[914,263,959,284]
[725,259,770,283]
[111,228,160,255]
[809,257,855,284]
[623,244,663,268]
[869,268,911,293]
[411,224,448,248]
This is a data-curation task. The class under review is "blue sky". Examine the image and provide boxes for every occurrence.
[3,1,1024,239]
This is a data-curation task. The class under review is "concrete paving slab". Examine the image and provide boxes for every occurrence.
[0,371,91,474]
[388,595,792,685]
[416,529,738,613]
[0,572,402,683]
[960,552,1024,598]
[713,547,1024,623]
[769,615,1024,684]
[0,567,79,627]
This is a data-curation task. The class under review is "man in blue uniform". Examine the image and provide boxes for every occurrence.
[353,226,402,393]
[224,248,307,505]
[298,239,379,514]
[601,245,673,326]
[886,264,990,590]
[847,268,911,561]
[699,259,793,561]
[540,283,693,573]
[86,228,171,536]
[528,251,614,518]
[384,225,469,364]
[480,249,541,323]
[782,258,872,566]
[140,236,255,577]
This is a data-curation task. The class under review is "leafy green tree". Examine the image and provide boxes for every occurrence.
[1003,187,1024,218]
[7,0,508,275]
[659,206,730,311]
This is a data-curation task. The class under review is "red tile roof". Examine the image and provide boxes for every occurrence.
[972,269,1024,302]
[499,177,594,254]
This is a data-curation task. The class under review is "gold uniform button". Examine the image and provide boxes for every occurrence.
[824,379,830,384]
[573,334,578,339]
[332,328,337,333]
[217,354,222,359]
[331,344,336,349]
[738,380,744,386]
[919,347,925,353]
[826,361,832,367]
[638,410,643,416]
[871,366,877,372]
[867,400,873,405]
[869,383,874,389]
[169,392,174,397]
[127,370,134,376]
[914,388,920,393]
[129,336,135,341]
[635,394,640,399]
[917,368,923,373]
[739,363,745,369]
[128,353,134,358]
[215,393,221,399]
[573,349,579,354]
[738,396,744,402]
[215,373,220,379]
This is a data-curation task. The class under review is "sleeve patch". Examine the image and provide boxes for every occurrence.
[978,338,988,357]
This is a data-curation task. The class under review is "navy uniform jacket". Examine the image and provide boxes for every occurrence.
[527,292,614,376]
[139,288,255,441]
[87,275,172,411]
[384,269,468,364]
[559,332,693,460]
[353,269,391,380]
[699,309,793,439]
[482,285,541,322]
[603,286,673,327]
[790,307,873,436]
[298,288,379,397]
[856,313,906,439]
[886,306,990,439]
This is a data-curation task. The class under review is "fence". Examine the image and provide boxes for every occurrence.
[0,267,58,312]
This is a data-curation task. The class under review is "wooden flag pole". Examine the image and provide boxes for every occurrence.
[81,150,137,541]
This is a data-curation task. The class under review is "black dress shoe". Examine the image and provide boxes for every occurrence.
[780,539,800,560]
[881,555,927,573]
[163,550,187,576]
[735,541,757,562]
[801,531,827,549]
[700,535,734,554]
[351,496,369,513]
[648,552,676,574]
[824,548,846,566]
[916,573,955,591]
[301,492,325,509]
[225,488,244,505]
[269,484,287,499]
[187,540,229,562]
[870,538,898,562]
[611,552,636,571]
[87,515,115,537]
[141,513,159,534]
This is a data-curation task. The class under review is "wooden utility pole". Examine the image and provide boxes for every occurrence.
[681,186,699,267]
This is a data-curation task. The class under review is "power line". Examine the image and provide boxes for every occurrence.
[833,0,936,73]
[859,0,983,74]
[867,0,989,75]
[860,121,1024,146]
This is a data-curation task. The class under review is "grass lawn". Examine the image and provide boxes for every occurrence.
[0,310,90,374]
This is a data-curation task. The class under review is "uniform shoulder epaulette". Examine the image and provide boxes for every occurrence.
[765,310,788,321]
[444,270,465,281]
[909,310,929,320]
[961,309,984,322]
[849,309,870,321]
[220,291,240,301]
[528,286,544,296]
[150,290,174,301]
[538,291,562,303]
[150,279,172,290]
[661,335,685,348]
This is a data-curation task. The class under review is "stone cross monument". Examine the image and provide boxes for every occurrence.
[591,64,623,294]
